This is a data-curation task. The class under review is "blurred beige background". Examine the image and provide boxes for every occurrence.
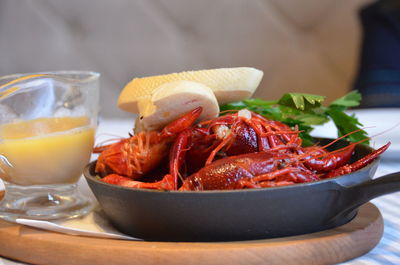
[0,0,372,118]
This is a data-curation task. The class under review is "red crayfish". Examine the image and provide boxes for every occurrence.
[94,107,202,189]
[95,107,390,191]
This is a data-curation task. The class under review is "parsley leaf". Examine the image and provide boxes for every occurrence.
[220,91,369,146]
[278,93,325,111]
[325,106,369,144]
[330,90,362,108]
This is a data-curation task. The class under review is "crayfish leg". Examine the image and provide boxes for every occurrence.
[101,174,175,190]
[169,129,192,190]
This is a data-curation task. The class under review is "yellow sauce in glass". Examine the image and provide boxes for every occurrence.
[0,117,95,185]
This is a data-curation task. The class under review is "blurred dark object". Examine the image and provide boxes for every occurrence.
[354,0,400,108]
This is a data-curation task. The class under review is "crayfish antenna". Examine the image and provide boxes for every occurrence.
[319,128,371,150]
[93,135,128,153]
[296,128,372,163]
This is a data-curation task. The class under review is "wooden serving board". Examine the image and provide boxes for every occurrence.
[0,191,383,265]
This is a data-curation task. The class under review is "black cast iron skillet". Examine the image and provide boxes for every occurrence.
[84,139,399,242]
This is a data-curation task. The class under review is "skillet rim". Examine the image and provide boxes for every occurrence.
[84,140,380,195]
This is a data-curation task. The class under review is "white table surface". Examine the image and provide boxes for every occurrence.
[1,110,400,265]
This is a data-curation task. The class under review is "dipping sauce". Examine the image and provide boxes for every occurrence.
[0,116,95,185]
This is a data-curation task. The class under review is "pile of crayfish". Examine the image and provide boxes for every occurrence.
[94,107,390,191]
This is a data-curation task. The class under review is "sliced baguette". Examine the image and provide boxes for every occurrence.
[135,80,219,131]
[118,67,263,113]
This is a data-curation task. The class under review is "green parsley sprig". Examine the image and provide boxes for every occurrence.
[220,91,369,146]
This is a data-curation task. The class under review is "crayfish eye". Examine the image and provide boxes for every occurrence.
[190,177,204,191]
[277,160,286,169]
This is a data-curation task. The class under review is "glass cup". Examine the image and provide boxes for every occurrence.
[0,71,99,221]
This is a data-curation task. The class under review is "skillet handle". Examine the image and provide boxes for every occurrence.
[350,171,400,207]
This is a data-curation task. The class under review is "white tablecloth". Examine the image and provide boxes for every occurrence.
[1,114,399,264]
